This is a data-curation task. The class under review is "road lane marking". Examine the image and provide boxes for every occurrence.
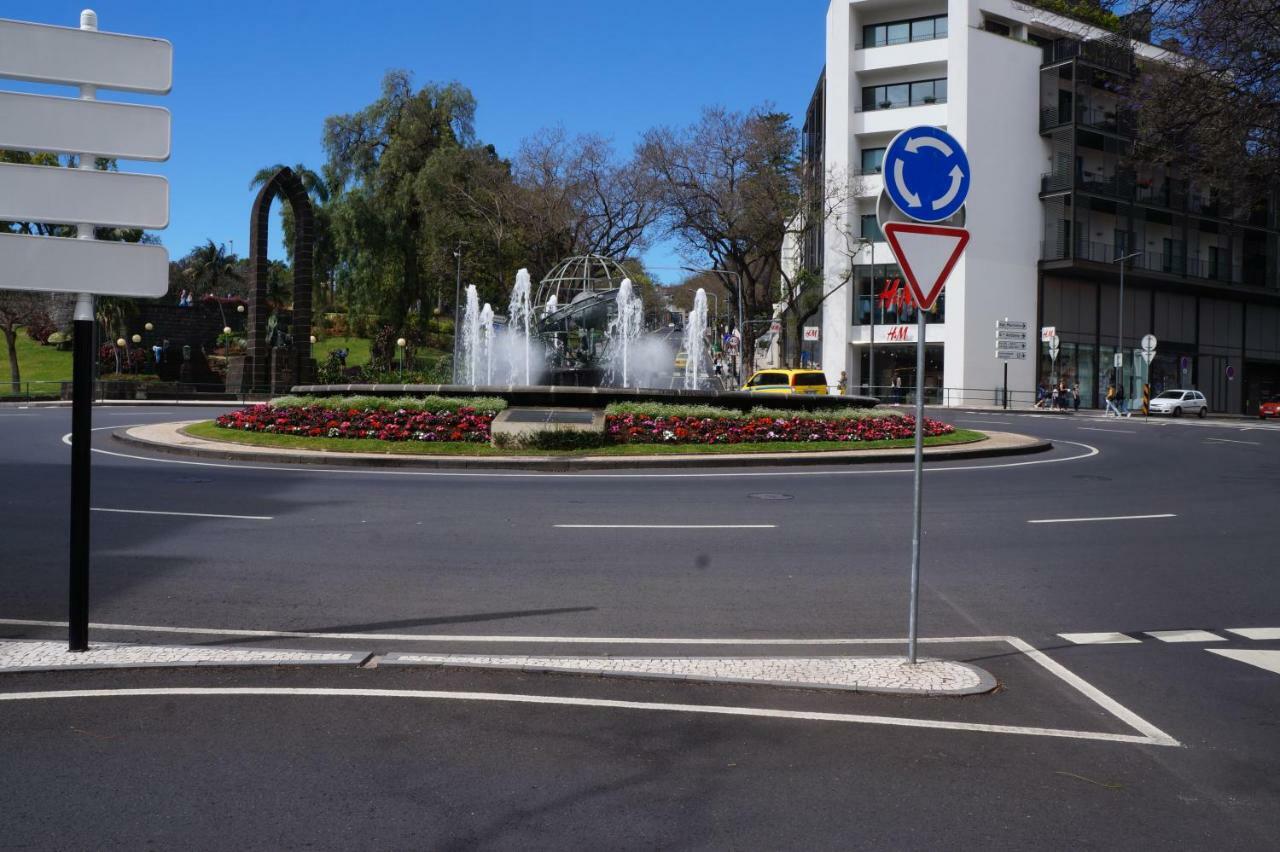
[958,419,1013,425]
[1058,633,1140,645]
[1144,630,1226,643]
[64,430,1102,479]
[555,521,773,527]
[1204,437,1261,446]
[1206,649,1280,677]
[91,508,273,521]
[1028,513,1175,524]
[0,620,1177,746]
[1226,628,1280,640]
[0,686,1175,746]
[1078,427,1135,434]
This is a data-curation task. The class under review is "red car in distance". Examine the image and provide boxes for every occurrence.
[1260,397,1280,420]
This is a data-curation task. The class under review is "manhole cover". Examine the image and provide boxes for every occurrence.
[748,492,794,501]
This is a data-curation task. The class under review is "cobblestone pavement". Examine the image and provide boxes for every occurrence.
[0,640,360,672]
[384,654,996,695]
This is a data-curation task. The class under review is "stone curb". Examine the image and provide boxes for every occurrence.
[378,654,999,697]
[113,422,1052,471]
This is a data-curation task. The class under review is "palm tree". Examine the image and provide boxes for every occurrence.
[184,240,242,298]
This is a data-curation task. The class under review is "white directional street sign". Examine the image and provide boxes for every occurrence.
[0,17,173,93]
[997,330,1027,340]
[0,91,171,161]
[0,13,171,300]
[0,232,168,297]
[997,319,1028,330]
[996,340,1027,350]
[997,351,1027,360]
[0,162,169,229]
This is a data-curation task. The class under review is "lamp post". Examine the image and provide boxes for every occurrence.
[1113,251,1141,409]
[452,241,468,376]
[396,337,407,381]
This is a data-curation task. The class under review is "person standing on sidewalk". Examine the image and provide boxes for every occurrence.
[1072,383,1081,412]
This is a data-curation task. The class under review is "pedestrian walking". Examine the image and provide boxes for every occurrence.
[1105,384,1120,416]
[1072,383,1080,412]
[837,370,848,395]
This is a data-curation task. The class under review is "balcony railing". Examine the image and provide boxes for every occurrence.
[1039,104,1136,135]
[1043,38,1136,76]
[854,97,947,113]
[1042,239,1243,283]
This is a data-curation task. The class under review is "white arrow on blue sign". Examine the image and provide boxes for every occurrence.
[883,126,970,223]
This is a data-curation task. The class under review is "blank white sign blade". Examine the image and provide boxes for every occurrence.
[0,18,172,94]
[0,232,168,298]
[0,91,170,161]
[0,162,168,229]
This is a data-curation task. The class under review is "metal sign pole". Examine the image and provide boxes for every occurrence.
[907,307,926,663]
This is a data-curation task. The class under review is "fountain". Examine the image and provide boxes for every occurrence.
[458,284,481,384]
[604,278,645,387]
[683,288,708,390]
[479,302,495,385]
[508,268,534,384]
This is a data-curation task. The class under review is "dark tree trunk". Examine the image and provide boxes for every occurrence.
[3,326,20,394]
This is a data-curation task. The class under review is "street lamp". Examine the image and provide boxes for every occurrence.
[144,322,153,332]
[396,337,407,381]
[452,241,468,374]
[131,334,141,344]
[1112,250,1141,411]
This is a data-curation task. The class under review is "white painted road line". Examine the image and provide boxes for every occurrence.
[1144,630,1226,643]
[1207,649,1280,677]
[91,507,273,521]
[1204,437,1261,446]
[1029,514,1176,525]
[1226,628,1280,640]
[958,419,1013,425]
[554,524,775,530]
[1078,427,1135,434]
[1058,632,1141,645]
[0,686,1176,746]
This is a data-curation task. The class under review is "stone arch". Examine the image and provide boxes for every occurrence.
[247,166,315,392]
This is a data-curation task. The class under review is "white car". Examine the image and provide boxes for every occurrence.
[1148,389,1208,417]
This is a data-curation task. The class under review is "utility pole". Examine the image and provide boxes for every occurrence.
[1113,250,1141,408]
[452,240,467,375]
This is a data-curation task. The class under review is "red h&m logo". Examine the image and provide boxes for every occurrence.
[877,278,914,309]
[885,325,912,341]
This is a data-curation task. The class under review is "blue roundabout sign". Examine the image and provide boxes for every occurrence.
[883,126,971,223]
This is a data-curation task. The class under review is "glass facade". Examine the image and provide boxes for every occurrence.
[862,15,947,48]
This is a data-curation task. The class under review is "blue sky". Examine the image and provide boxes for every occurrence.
[24,1,829,284]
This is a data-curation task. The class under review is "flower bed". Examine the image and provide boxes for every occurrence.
[216,404,495,443]
[606,413,953,444]
[215,397,955,447]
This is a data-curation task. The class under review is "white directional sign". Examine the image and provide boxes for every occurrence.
[997,351,1027,360]
[0,17,172,93]
[0,232,168,297]
[0,162,169,228]
[997,319,1028,330]
[0,13,171,299]
[0,91,171,161]
[996,340,1027,350]
[997,330,1027,340]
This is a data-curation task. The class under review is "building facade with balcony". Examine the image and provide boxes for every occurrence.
[804,0,1280,411]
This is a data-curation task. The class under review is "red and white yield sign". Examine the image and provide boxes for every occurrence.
[882,222,969,310]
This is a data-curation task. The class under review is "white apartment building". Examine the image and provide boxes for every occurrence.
[803,0,1280,411]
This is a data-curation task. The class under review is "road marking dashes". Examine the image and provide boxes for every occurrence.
[1207,649,1280,677]
[1226,628,1280,640]
[1144,630,1226,643]
[1058,633,1141,645]
[1060,628,1277,645]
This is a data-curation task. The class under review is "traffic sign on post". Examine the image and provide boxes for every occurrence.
[883,126,971,223]
[881,222,969,309]
[0,11,173,654]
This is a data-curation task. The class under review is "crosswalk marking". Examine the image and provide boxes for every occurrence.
[1226,628,1280,640]
[1058,632,1140,645]
[1207,649,1280,677]
[1145,630,1226,643]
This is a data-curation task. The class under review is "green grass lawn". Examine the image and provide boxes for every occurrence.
[6,327,72,386]
[185,420,986,457]
[312,336,371,366]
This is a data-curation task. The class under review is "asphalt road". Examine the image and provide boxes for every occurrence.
[1,402,1278,849]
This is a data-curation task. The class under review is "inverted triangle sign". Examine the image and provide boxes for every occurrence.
[882,222,969,310]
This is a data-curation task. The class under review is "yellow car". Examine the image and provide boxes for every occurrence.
[742,369,829,395]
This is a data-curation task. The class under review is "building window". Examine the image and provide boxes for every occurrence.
[860,148,885,173]
[862,15,947,48]
[860,214,882,241]
[862,78,946,110]
[983,18,1011,37]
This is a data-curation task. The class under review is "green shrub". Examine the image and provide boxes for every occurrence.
[604,401,901,421]
[268,394,507,415]
[492,430,609,451]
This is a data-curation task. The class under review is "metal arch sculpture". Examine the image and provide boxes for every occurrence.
[247,166,314,392]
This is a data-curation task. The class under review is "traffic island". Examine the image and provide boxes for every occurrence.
[114,420,1049,470]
